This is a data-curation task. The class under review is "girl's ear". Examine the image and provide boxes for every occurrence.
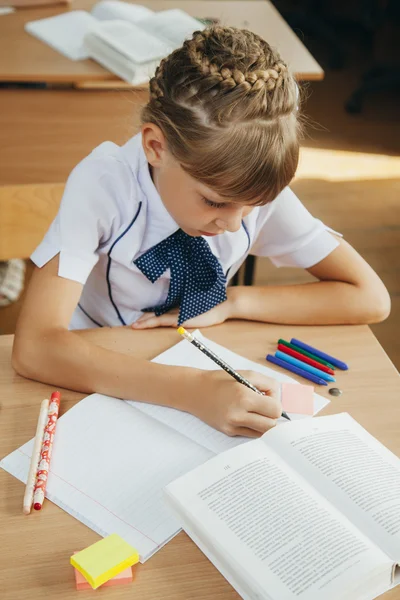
[141,123,168,168]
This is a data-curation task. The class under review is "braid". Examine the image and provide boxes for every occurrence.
[148,26,296,119]
[142,26,301,206]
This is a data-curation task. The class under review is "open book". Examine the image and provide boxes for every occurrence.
[1,332,328,562]
[165,413,400,600]
[25,1,204,83]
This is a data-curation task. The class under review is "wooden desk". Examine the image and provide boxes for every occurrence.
[1,322,399,599]
[0,0,323,84]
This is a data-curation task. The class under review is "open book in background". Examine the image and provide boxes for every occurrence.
[25,1,205,83]
[0,332,329,562]
[165,413,400,600]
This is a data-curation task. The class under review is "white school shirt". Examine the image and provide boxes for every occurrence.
[31,134,340,330]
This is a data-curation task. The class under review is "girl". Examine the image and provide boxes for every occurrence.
[13,27,390,437]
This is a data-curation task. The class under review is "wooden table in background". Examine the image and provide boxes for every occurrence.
[0,0,324,185]
[0,0,323,84]
[1,321,399,599]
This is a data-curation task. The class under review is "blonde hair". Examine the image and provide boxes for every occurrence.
[141,26,301,204]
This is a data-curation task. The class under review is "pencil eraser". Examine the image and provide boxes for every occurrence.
[70,534,139,589]
[73,553,133,590]
[281,382,314,415]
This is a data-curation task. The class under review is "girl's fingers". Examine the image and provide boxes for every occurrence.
[238,371,280,397]
[132,311,179,329]
[237,412,278,434]
[244,391,282,420]
[134,312,156,323]
[229,427,263,439]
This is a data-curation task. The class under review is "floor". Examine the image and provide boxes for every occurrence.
[0,14,399,369]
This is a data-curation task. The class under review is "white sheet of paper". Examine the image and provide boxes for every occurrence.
[25,11,97,60]
[0,7,15,15]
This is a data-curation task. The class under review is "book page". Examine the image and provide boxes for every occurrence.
[263,413,400,562]
[128,332,330,455]
[25,11,97,60]
[91,21,170,63]
[91,1,154,23]
[166,439,393,600]
[1,394,212,562]
[137,9,203,48]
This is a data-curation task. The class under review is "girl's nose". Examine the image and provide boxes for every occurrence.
[215,209,243,233]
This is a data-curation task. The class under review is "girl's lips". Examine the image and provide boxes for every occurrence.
[199,230,223,236]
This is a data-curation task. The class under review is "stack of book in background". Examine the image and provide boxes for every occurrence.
[25,1,205,84]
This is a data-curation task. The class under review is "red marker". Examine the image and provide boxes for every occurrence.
[277,344,335,375]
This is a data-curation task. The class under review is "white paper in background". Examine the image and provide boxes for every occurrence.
[91,20,170,63]
[91,0,154,23]
[137,9,204,47]
[0,7,15,15]
[25,11,97,60]
[129,331,330,454]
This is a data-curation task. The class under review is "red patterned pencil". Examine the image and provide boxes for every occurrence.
[33,391,61,510]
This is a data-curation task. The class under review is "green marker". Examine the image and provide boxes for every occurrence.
[277,339,336,370]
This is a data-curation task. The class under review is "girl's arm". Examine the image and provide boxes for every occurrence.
[229,238,391,325]
[12,257,183,404]
[134,237,390,329]
[12,256,281,437]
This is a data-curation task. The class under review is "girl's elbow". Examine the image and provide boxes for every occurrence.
[360,285,391,324]
[12,335,40,380]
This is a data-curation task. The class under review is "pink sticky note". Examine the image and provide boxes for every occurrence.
[281,383,314,415]
[73,552,133,590]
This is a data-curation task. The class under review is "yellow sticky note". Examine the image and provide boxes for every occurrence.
[70,534,139,589]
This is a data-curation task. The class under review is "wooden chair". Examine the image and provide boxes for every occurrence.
[0,183,64,261]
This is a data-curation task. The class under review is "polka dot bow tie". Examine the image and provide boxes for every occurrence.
[134,229,227,325]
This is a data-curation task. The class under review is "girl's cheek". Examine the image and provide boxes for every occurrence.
[243,206,254,217]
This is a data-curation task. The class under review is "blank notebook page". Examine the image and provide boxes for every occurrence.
[1,394,211,561]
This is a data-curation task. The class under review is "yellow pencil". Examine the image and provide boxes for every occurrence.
[23,398,49,515]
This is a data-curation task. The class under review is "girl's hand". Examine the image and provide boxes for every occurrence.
[185,370,281,438]
[132,297,233,330]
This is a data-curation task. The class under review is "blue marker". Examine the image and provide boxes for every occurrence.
[275,351,336,382]
[266,354,328,386]
[291,339,348,371]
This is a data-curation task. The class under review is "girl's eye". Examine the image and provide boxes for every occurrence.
[203,197,224,209]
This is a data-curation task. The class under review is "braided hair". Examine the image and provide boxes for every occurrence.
[141,26,301,204]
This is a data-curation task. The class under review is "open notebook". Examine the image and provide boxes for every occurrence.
[1,332,329,562]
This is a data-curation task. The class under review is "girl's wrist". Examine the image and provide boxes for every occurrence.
[226,286,245,320]
[159,364,203,412]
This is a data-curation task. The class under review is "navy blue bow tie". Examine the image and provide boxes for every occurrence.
[134,229,227,325]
